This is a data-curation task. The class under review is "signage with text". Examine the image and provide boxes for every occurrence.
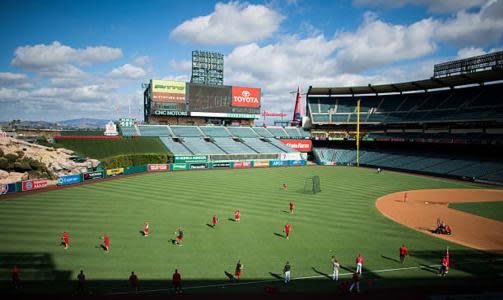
[84,171,104,180]
[58,174,82,186]
[0,183,17,195]
[106,168,124,176]
[232,86,261,108]
[152,80,186,103]
[212,162,231,168]
[279,139,313,152]
[233,161,251,168]
[148,164,169,171]
[22,179,48,191]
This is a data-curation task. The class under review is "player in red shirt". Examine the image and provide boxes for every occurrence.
[439,256,448,276]
[399,244,409,264]
[63,231,69,249]
[212,215,218,227]
[284,223,291,240]
[11,265,20,289]
[445,247,450,274]
[235,210,240,222]
[129,271,138,293]
[175,227,183,246]
[144,222,149,237]
[172,269,182,294]
[404,192,408,203]
[289,201,294,214]
[235,260,243,280]
[104,234,110,252]
[355,254,364,274]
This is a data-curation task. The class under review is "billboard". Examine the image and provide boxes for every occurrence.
[232,86,260,108]
[188,83,232,113]
[270,160,288,167]
[189,163,207,169]
[106,168,124,176]
[174,156,207,163]
[58,174,82,186]
[253,160,269,167]
[212,162,231,168]
[171,163,187,171]
[280,140,313,152]
[233,161,251,168]
[152,80,186,103]
[21,179,48,191]
[0,183,17,195]
[148,164,169,171]
[83,171,104,180]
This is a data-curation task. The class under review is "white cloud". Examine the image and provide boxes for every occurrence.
[354,0,488,13]
[170,2,284,45]
[109,64,147,79]
[0,72,27,82]
[456,47,487,59]
[169,59,192,72]
[11,41,122,69]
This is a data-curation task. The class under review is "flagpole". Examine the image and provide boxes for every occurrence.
[356,99,361,167]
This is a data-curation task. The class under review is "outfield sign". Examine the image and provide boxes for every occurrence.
[153,110,189,116]
[21,179,48,191]
[0,183,17,195]
[148,164,169,171]
[288,160,306,166]
[83,171,104,180]
[231,86,261,108]
[171,163,187,171]
[190,112,260,119]
[189,163,207,169]
[174,156,207,163]
[106,168,124,176]
[280,139,313,152]
[212,162,231,168]
[58,174,82,186]
[270,160,288,167]
[253,160,269,167]
[152,80,186,103]
[233,161,251,168]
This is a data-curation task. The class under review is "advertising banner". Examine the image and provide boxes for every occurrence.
[270,160,288,167]
[83,171,104,180]
[280,152,303,161]
[288,160,306,166]
[279,139,313,152]
[189,163,207,169]
[106,168,124,176]
[21,179,48,191]
[0,183,17,195]
[232,86,261,108]
[152,80,186,103]
[153,110,189,116]
[253,160,269,167]
[233,161,251,168]
[171,163,187,171]
[58,174,82,186]
[174,156,207,164]
[148,164,170,171]
[187,83,232,113]
[212,162,231,168]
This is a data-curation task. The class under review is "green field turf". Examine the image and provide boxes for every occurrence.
[0,166,502,296]
[449,201,503,222]
[54,137,168,159]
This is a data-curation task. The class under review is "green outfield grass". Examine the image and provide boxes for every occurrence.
[0,166,502,295]
[449,201,503,222]
[54,137,168,159]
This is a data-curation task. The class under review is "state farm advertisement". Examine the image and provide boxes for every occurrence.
[22,179,48,191]
[280,140,313,152]
[232,86,260,108]
[148,164,169,171]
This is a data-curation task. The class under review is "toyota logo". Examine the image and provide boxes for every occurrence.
[242,90,250,97]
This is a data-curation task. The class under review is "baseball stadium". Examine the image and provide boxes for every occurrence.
[1,7,503,299]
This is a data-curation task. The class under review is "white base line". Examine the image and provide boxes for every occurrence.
[108,259,503,296]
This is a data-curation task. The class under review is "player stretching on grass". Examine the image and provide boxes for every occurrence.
[331,256,340,281]
[144,222,149,237]
[235,260,243,280]
[235,210,241,222]
[355,254,364,274]
[284,223,291,240]
[62,231,69,249]
[175,227,183,246]
[399,244,409,264]
[104,234,110,252]
[212,215,218,227]
[289,201,294,214]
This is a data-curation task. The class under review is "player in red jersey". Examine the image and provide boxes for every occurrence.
[129,271,138,293]
[284,223,291,239]
[104,234,110,252]
[355,254,364,274]
[235,210,240,222]
[235,260,243,280]
[172,269,182,294]
[144,222,149,237]
[289,201,294,214]
[399,244,409,264]
[212,215,218,227]
[404,192,408,203]
[11,265,20,289]
[63,231,69,249]
[175,227,183,246]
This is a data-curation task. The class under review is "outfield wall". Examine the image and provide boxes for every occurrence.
[1,159,306,197]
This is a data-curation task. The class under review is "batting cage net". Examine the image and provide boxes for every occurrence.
[304,176,321,194]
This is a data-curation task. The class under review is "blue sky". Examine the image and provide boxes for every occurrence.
[0,0,502,122]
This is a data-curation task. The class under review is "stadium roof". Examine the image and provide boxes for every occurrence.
[308,69,503,96]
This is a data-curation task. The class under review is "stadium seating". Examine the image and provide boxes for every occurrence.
[227,127,258,138]
[120,126,138,137]
[242,138,285,153]
[138,125,171,136]
[182,137,226,155]
[200,126,231,137]
[268,139,298,153]
[266,127,289,138]
[159,137,193,155]
[285,127,302,138]
[252,127,274,138]
[213,138,257,154]
[170,126,203,137]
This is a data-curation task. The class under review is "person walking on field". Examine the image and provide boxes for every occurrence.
[172,269,182,294]
[331,256,340,281]
[283,261,291,283]
[349,272,360,293]
[212,215,218,227]
[399,244,409,264]
[355,254,364,274]
[144,222,149,237]
[439,255,448,276]
[235,210,241,222]
[63,231,69,249]
[11,265,20,289]
[129,271,138,293]
[284,223,291,240]
[289,201,294,214]
[103,234,110,252]
[235,260,243,280]
[175,227,183,246]
[77,270,86,295]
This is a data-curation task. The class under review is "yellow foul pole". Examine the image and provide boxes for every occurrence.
[356,99,360,167]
